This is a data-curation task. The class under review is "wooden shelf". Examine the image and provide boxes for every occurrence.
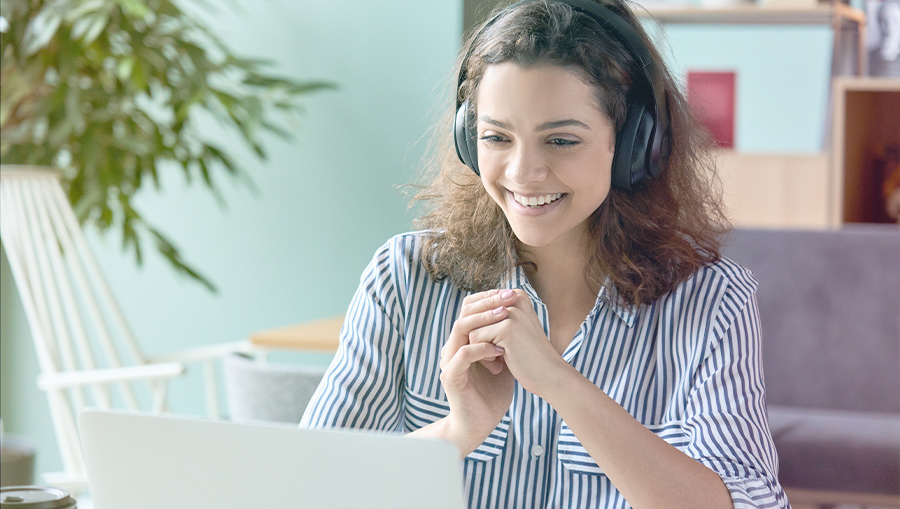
[830,77,900,225]
[717,150,831,229]
[639,4,864,26]
[638,2,866,76]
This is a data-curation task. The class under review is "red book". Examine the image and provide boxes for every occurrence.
[686,71,736,149]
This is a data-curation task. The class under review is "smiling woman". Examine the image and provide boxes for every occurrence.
[300,1,789,507]
[475,63,616,255]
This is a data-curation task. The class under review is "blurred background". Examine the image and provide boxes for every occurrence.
[0,0,887,486]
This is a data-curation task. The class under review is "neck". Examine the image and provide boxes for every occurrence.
[519,235,598,309]
[519,235,601,352]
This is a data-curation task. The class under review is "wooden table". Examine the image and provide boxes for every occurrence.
[249,316,344,352]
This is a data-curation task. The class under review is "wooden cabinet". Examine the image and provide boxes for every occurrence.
[722,78,899,229]
[718,150,831,228]
[830,78,900,225]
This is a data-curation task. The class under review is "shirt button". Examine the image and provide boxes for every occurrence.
[531,444,545,458]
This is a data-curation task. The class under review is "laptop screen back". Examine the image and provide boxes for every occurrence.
[79,410,465,509]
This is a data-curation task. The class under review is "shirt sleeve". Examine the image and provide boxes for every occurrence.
[300,239,406,432]
[683,273,790,508]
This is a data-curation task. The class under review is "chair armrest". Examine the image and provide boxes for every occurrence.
[146,340,253,363]
[36,362,185,390]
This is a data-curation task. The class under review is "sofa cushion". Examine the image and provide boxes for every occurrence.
[768,406,900,494]
[722,226,900,413]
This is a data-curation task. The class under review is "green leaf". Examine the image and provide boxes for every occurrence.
[147,227,218,293]
[114,0,151,18]
[71,10,109,43]
[65,0,106,21]
[3,0,334,292]
[82,11,110,44]
[22,7,64,56]
[117,57,135,82]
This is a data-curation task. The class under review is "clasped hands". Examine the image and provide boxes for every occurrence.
[437,288,570,456]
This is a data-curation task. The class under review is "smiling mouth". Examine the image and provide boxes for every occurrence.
[512,192,564,208]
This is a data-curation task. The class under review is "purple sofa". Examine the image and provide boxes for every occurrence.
[722,226,900,502]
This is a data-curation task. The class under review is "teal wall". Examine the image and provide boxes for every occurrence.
[1,1,835,483]
[1,0,462,480]
[652,23,833,153]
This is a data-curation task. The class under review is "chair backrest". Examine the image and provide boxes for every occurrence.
[223,353,327,424]
[722,226,900,414]
[0,165,157,477]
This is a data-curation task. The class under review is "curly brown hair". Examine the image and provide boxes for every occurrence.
[413,0,730,307]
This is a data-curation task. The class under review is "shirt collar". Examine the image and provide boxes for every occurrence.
[503,267,637,328]
[597,279,637,328]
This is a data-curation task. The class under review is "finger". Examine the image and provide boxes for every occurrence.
[450,289,517,347]
[467,315,510,346]
[504,289,533,312]
[440,343,506,388]
[460,289,517,319]
[480,357,504,375]
[441,290,516,362]
[441,308,507,371]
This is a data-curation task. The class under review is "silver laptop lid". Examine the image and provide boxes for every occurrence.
[79,409,465,509]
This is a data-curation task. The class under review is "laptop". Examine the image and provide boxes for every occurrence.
[79,409,466,509]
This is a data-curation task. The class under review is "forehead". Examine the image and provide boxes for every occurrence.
[476,62,606,123]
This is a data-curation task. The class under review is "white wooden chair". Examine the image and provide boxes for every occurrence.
[0,165,252,492]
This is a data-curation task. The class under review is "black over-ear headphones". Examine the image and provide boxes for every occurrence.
[453,0,671,191]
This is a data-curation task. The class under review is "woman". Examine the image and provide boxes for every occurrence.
[301,0,788,507]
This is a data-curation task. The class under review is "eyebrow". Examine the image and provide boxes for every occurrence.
[478,116,592,131]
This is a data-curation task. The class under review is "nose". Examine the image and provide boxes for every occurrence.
[505,141,548,185]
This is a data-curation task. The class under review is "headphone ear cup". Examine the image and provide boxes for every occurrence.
[611,99,655,191]
[453,100,480,176]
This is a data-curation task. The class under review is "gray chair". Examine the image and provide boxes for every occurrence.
[722,226,900,508]
[223,353,327,425]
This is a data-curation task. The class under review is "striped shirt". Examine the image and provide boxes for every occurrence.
[301,231,789,508]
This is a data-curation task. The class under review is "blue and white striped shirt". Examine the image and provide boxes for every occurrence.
[301,231,789,508]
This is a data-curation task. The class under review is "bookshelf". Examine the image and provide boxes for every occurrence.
[641,3,863,25]
[830,78,900,226]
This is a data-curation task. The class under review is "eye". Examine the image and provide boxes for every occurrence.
[548,138,579,149]
[478,134,508,146]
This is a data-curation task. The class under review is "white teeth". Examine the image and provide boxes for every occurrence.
[513,193,563,208]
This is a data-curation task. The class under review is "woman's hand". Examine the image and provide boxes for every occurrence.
[437,289,518,456]
[467,289,572,399]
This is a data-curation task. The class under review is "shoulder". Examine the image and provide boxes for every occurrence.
[699,256,758,303]
[650,257,758,334]
[659,257,757,304]
[361,230,443,291]
[371,230,438,268]
[684,256,760,341]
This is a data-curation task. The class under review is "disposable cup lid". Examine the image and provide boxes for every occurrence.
[0,487,76,508]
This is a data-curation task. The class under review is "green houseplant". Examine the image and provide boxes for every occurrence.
[0,0,334,291]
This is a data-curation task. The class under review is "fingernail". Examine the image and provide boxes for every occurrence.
[492,306,504,315]
[500,289,514,300]
[493,345,505,353]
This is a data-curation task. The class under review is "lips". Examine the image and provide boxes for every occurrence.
[512,192,564,208]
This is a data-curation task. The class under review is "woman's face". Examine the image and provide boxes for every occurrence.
[475,62,615,251]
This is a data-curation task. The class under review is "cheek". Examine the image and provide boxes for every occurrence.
[478,161,506,196]
[480,176,507,207]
